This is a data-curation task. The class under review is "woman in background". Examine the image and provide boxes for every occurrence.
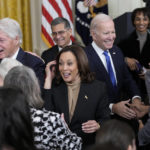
[118,7,150,102]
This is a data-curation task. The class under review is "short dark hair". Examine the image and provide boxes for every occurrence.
[55,45,95,84]
[131,7,150,27]
[96,119,135,150]
[0,87,35,150]
[87,143,122,150]
[51,17,71,29]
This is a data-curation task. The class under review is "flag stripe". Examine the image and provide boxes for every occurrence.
[42,25,54,45]
[61,0,73,22]
[42,0,73,47]
[42,5,53,24]
[48,0,63,17]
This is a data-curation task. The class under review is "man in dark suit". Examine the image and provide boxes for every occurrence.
[0,18,45,88]
[84,13,142,126]
[41,17,73,64]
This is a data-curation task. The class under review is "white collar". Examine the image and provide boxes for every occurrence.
[58,40,72,51]
[10,48,20,59]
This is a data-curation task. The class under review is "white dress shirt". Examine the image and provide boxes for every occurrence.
[92,41,117,83]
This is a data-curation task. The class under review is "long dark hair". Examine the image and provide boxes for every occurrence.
[55,45,95,84]
[0,87,36,150]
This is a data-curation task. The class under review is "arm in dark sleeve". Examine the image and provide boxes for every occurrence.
[96,82,110,124]
[138,117,150,146]
[42,89,55,111]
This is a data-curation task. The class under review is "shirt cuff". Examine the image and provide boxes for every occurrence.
[109,103,114,115]
[132,96,141,101]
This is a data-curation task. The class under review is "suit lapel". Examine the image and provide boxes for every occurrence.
[16,48,25,63]
[57,83,70,124]
[70,83,89,124]
[89,45,107,73]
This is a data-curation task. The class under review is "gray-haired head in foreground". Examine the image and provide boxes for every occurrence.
[0,58,22,79]
[0,18,22,45]
[4,66,43,109]
[51,17,71,29]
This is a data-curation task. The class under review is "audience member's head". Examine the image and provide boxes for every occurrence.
[0,58,22,86]
[131,7,150,32]
[55,45,94,84]
[96,119,136,150]
[87,143,122,150]
[0,87,35,150]
[4,66,43,109]
[51,17,72,48]
[90,13,116,50]
[0,18,22,59]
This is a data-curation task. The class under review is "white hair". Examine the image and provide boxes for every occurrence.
[0,18,23,44]
[90,13,113,32]
[0,58,22,79]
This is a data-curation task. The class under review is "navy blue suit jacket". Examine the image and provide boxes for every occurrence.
[84,44,140,104]
[16,48,45,88]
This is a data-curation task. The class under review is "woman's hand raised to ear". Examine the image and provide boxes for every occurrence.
[44,60,56,89]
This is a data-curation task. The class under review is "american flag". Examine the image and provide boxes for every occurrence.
[41,0,73,47]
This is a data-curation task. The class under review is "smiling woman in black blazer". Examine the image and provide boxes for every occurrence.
[43,45,110,149]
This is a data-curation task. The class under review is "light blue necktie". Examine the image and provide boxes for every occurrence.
[103,51,117,88]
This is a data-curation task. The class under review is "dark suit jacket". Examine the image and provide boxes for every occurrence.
[16,48,45,88]
[41,42,83,64]
[41,45,59,65]
[84,44,140,104]
[118,31,150,68]
[43,80,110,147]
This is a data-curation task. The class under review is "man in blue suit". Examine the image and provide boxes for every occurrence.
[84,13,142,126]
[0,18,45,88]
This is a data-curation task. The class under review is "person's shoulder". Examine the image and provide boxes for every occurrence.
[31,107,61,121]
[83,80,106,88]
[84,44,92,50]
[42,45,58,55]
[24,51,44,64]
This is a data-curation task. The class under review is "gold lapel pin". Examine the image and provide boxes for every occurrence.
[84,95,88,100]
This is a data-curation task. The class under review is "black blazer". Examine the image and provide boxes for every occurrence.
[16,48,45,88]
[41,42,83,65]
[43,80,110,147]
[84,44,141,103]
[118,30,150,68]
[41,45,59,65]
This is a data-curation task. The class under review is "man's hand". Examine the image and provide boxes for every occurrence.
[130,103,150,118]
[112,100,136,119]
[84,0,97,7]
[82,120,100,133]
[125,57,138,71]
[138,120,144,130]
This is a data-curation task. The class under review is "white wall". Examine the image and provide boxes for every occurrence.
[30,0,146,54]
[108,0,145,19]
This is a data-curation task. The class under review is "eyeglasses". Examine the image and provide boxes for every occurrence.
[51,30,67,37]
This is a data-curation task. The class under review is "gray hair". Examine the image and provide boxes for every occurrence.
[51,17,71,29]
[0,58,22,79]
[4,66,44,109]
[0,18,23,45]
[90,13,113,32]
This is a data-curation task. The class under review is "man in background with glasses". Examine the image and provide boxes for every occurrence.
[41,17,73,65]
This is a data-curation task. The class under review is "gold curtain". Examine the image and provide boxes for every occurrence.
[0,0,32,51]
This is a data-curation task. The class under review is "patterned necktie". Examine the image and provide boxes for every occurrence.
[103,51,117,88]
